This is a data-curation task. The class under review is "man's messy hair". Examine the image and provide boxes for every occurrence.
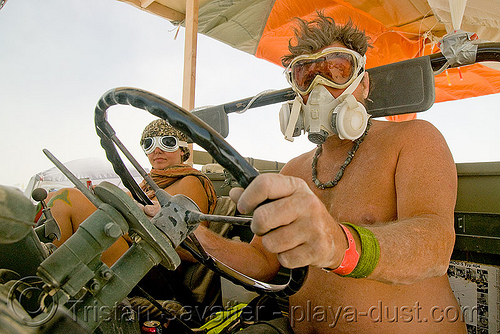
[281,11,371,67]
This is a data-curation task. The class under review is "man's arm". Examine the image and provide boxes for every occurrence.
[231,121,457,285]
[193,225,281,282]
[367,120,457,284]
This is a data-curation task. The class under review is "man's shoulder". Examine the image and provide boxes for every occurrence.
[373,119,454,167]
[373,119,444,142]
[281,149,315,176]
[376,118,436,131]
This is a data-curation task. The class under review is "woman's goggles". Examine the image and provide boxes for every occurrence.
[142,136,188,155]
[286,47,366,95]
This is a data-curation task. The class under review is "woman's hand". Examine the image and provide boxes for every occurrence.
[141,200,161,218]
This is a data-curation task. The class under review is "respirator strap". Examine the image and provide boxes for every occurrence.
[332,71,369,141]
[338,70,365,100]
[284,97,302,142]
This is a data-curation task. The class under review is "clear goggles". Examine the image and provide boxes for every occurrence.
[286,47,366,95]
[142,136,188,155]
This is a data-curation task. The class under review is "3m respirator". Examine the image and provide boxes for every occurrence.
[279,73,370,144]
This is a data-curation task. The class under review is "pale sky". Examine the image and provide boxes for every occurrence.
[1,0,499,191]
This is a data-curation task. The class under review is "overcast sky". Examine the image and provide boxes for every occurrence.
[1,0,499,191]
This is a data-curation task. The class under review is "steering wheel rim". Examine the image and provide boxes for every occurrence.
[95,87,308,298]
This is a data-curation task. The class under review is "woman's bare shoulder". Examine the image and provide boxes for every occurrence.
[170,174,204,190]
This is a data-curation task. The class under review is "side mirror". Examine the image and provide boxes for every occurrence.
[366,56,435,117]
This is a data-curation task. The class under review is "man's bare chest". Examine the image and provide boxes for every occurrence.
[295,151,399,224]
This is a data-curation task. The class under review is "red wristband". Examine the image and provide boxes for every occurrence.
[330,224,360,275]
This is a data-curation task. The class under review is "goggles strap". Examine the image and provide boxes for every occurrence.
[284,97,303,142]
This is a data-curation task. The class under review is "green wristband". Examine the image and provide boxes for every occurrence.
[340,222,380,278]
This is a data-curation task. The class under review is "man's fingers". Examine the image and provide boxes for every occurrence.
[228,187,244,205]
[236,174,308,214]
[250,190,307,236]
[259,217,306,253]
[250,178,321,236]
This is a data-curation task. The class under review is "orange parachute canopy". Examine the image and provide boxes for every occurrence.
[257,0,500,104]
[119,0,500,104]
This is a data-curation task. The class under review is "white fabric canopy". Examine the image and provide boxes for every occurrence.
[23,157,148,199]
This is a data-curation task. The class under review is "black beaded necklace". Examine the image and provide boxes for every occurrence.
[311,119,371,189]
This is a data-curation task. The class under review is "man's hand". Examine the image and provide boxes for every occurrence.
[229,174,348,270]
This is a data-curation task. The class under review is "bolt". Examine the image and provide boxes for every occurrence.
[133,234,142,243]
[89,279,100,292]
[100,268,113,280]
[104,222,122,238]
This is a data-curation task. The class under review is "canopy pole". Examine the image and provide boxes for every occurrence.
[183,0,199,165]
[449,0,468,31]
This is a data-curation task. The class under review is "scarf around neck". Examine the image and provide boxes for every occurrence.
[139,164,217,214]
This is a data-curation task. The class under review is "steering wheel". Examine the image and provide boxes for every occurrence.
[94,87,307,298]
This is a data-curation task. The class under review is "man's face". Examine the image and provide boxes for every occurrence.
[288,42,369,104]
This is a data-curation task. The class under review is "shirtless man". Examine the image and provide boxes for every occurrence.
[194,13,466,333]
